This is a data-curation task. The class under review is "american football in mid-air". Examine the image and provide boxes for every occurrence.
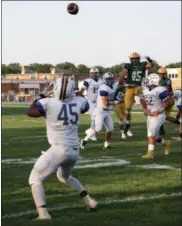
[67,3,79,15]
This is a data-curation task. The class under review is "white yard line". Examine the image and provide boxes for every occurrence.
[2,192,181,219]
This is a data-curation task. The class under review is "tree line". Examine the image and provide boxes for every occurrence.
[1,61,181,76]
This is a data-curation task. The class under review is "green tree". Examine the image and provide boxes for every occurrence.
[7,63,21,74]
[165,62,182,68]
[77,64,89,74]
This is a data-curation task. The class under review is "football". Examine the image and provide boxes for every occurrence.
[67,3,79,15]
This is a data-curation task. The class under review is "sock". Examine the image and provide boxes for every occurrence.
[79,190,88,198]
[84,129,96,141]
[67,176,85,193]
[124,121,131,134]
[148,144,155,151]
[120,130,124,135]
[31,184,46,208]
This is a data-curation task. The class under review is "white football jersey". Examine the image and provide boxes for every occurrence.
[82,78,104,102]
[96,83,118,110]
[143,86,168,113]
[36,96,89,147]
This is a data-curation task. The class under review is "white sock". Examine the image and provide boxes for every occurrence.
[84,128,96,141]
[160,139,165,145]
[67,176,85,193]
[31,184,46,208]
[120,130,124,135]
[148,144,155,151]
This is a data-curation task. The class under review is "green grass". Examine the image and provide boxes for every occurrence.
[2,105,182,226]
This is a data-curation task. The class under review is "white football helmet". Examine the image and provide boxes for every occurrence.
[102,72,114,87]
[174,89,182,101]
[147,73,160,86]
[53,76,73,101]
[89,67,99,81]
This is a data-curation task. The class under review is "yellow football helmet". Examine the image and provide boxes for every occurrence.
[129,52,140,59]
[158,67,167,74]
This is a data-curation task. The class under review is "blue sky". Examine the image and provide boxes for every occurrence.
[2,1,181,67]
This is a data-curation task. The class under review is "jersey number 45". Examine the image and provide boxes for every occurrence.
[58,103,78,125]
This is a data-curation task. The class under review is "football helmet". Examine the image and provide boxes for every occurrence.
[53,76,73,101]
[129,52,140,64]
[158,67,167,74]
[174,89,182,100]
[102,72,114,87]
[147,73,160,86]
[90,67,99,81]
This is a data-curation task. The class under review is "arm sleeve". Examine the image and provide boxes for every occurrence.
[36,98,49,116]
[123,63,130,70]
[100,90,109,97]
[80,98,90,114]
[82,80,89,90]
[159,90,168,101]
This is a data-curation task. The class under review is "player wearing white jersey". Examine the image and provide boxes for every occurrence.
[172,89,182,141]
[141,73,170,159]
[27,77,97,220]
[79,67,103,141]
[80,72,119,150]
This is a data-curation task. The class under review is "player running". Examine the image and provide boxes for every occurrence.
[79,67,103,141]
[27,77,97,220]
[172,89,182,141]
[158,67,180,135]
[80,72,118,150]
[141,73,170,159]
[121,52,154,136]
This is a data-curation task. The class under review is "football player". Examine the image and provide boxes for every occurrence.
[113,75,132,139]
[80,72,118,149]
[79,67,103,141]
[172,89,182,141]
[158,67,180,135]
[121,52,154,136]
[141,73,170,159]
[27,77,97,220]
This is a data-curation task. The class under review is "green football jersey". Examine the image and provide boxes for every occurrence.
[114,87,125,101]
[159,77,173,95]
[124,62,147,85]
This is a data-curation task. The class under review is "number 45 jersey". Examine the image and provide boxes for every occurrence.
[36,96,89,147]
[143,86,169,113]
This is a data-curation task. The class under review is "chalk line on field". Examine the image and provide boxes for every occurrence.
[2,192,181,219]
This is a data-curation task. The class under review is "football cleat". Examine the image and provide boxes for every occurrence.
[33,208,52,221]
[142,150,154,159]
[121,133,127,139]
[127,130,133,137]
[80,140,87,149]
[103,141,111,150]
[164,141,170,155]
[171,136,182,141]
[83,195,97,210]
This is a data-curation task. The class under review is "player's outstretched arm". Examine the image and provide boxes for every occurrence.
[145,56,154,69]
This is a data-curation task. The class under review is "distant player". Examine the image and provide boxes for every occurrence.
[27,77,97,220]
[113,75,132,139]
[141,73,170,159]
[158,67,180,135]
[121,52,154,136]
[172,89,182,141]
[80,72,118,150]
[79,67,103,141]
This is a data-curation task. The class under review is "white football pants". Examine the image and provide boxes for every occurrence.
[88,101,97,129]
[147,114,166,138]
[94,108,114,133]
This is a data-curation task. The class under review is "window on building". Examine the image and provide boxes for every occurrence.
[168,74,171,78]
[24,88,28,94]
[172,74,174,78]
[175,74,178,78]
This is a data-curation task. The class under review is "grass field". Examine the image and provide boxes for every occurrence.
[1,104,182,226]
